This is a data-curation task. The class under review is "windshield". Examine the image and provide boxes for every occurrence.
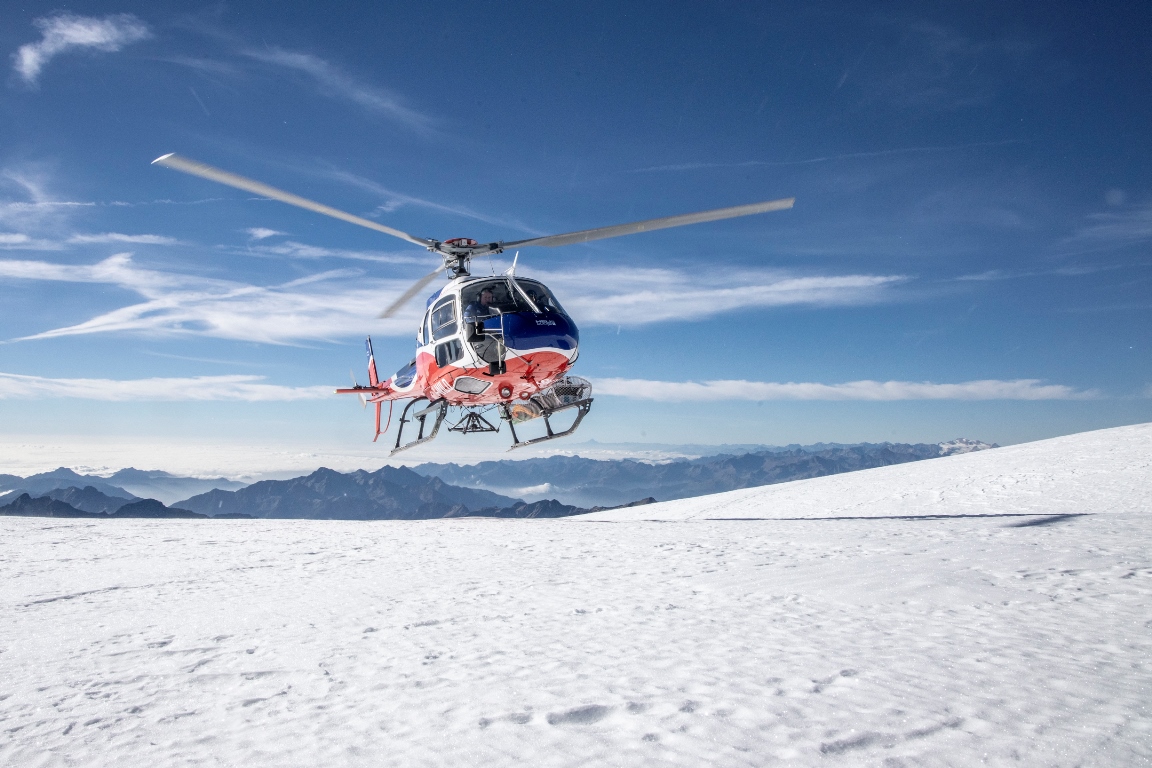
[461,278,566,320]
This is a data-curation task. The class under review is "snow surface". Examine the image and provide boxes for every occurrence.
[2,423,1150,766]
[581,422,1152,522]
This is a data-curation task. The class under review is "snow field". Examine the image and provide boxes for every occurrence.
[1,423,1150,766]
[582,422,1152,522]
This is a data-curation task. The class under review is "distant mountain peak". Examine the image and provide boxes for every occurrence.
[28,467,88,481]
[0,493,94,518]
[938,438,998,455]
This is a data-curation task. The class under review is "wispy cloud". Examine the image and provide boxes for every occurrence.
[0,253,908,343]
[244,48,434,133]
[246,227,286,240]
[533,265,908,325]
[328,169,544,235]
[13,13,150,86]
[67,233,183,245]
[857,21,1034,111]
[1064,203,1152,248]
[594,378,1095,401]
[0,232,62,251]
[151,55,241,78]
[244,240,427,265]
[0,252,421,343]
[0,372,330,401]
[0,167,105,232]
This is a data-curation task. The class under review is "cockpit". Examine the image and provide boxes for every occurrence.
[420,277,576,373]
[460,278,566,322]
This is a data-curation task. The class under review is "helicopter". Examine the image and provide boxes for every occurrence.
[152,153,794,454]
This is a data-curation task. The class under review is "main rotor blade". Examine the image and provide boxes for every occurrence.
[504,196,795,249]
[152,153,435,249]
[379,268,444,318]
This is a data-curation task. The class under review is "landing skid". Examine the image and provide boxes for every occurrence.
[388,378,593,454]
[503,398,594,450]
[390,398,448,455]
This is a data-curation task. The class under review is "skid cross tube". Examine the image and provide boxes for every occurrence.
[505,398,593,450]
[449,410,500,434]
[391,398,448,455]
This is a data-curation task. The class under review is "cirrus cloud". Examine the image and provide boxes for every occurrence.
[13,13,151,86]
[534,265,908,325]
[243,48,433,134]
[0,252,419,343]
[67,232,183,245]
[1,252,910,344]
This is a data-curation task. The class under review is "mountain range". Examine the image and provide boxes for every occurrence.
[0,439,995,520]
[175,466,523,520]
[0,492,207,519]
[411,440,997,508]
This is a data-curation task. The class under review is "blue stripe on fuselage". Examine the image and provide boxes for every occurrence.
[485,311,579,352]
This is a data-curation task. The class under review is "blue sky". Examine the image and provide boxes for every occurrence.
[1,1,1150,473]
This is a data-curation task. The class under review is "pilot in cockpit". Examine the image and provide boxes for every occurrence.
[464,286,497,324]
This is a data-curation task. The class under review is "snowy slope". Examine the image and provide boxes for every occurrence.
[583,422,1152,521]
[1,423,1149,767]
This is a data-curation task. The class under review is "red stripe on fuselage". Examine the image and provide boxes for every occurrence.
[415,349,571,405]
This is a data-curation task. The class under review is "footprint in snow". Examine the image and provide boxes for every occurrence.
[478,712,532,728]
[546,704,612,725]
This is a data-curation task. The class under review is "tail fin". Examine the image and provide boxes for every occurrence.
[365,337,380,387]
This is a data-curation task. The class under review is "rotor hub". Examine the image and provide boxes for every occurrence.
[431,238,504,277]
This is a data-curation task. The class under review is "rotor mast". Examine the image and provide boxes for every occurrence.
[430,239,505,278]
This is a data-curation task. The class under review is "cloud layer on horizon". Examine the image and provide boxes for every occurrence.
[0,372,330,401]
[594,377,1094,401]
[0,371,1092,403]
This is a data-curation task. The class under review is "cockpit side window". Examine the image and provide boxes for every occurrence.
[430,296,458,341]
[462,280,513,322]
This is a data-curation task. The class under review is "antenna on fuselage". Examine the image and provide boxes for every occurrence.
[503,251,519,276]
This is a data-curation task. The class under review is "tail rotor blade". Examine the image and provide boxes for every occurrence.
[349,369,367,407]
[379,268,444,319]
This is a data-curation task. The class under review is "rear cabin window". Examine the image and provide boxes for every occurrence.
[435,339,463,367]
[430,297,457,340]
